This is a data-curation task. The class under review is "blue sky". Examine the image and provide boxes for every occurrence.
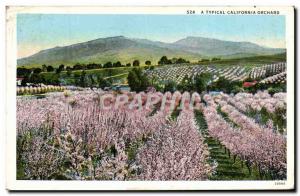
[17,14,286,58]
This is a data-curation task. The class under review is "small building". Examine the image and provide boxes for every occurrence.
[16,77,24,86]
[243,81,257,88]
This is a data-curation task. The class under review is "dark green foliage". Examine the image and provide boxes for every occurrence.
[86,63,101,70]
[148,76,164,92]
[103,62,113,68]
[127,68,149,92]
[158,56,170,65]
[33,68,42,74]
[79,70,86,87]
[42,64,47,72]
[133,60,140,67]
[175,57,189,64]
[21,76,29,86]
[158,56,189,65]
[210,76,230,92]
[177,75,194,92]
[194,72,213,93]
[55,68,62,74]
[44,74,60,85]
[199,59,210,63]
[66,69,72,76]
[17,67,31,77]
[176,72,212,93]
[245,82,286,94]
[19,71,47,86]
[210,77,242,94]
[113,61,122,67]
[97,75,112,89]
[211,57,221,61]
[88,75,96,87]
[66,66,72,71]
[58,64,65,71]
[267,87,284,95]
[164,80,177,93]
[28,73,46,84]
[170,109,181,121]
[73,63,84,70]
[145,60,151,66]
[46,65,54,72]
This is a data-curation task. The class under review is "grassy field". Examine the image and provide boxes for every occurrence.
[195,53,286,67]
[40,66,134,85]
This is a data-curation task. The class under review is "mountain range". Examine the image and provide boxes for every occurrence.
[17,36,285,67]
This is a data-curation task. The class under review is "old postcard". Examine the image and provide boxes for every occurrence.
[6,6,295,190]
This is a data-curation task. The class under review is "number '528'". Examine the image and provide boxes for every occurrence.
[187,10,195,14]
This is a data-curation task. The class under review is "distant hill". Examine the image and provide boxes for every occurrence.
[17,36,285,67]
[170,36,285,57]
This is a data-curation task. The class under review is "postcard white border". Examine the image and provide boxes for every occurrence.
[6,6,295,190]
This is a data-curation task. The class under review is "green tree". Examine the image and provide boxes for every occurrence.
[145,60,151,66]
[211,57,221,61]
[210,76,242,94]
[55,68,62,74]
[127,68,149,92]
[17,67,31,77]
[33,68,42,74]
[164,80,177,92]
[97,75,111,89]
[42,64,47,72]
[158,56,170,65]
[104,62,113,68]
[177,75,194,92]
[44,74,60,85]
[73,63,83,70]
[194,72,213,93]
[79,70,86,87]
[133,60,140,67]
[210,76,230,93]
[113,61,122,67]
[28,73,45,84]
[66,69,72,77]
[58,64,65,71]
[89,75,96,87]
[46,65,54,72]
[176,58,188,64]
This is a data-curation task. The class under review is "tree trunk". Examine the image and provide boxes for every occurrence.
[258,165,263,180]
[246,162,251,175]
